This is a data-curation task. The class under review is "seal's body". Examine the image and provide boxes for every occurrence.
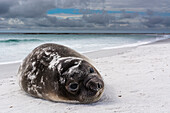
[18,43,104,103]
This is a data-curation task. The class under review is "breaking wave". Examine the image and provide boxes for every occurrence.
[0,39,41,43]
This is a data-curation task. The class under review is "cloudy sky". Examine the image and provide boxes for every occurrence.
[0,0,170,32]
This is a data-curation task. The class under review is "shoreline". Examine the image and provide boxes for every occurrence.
[0,36,170,112]
[1,37,170,65]
[0,38,170,79]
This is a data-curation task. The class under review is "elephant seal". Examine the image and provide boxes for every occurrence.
[18,43,104,103]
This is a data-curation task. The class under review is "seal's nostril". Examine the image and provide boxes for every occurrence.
[97,83,102,89]
[85,76,104,92]
[87,81,97,92]
[88,81,102,92]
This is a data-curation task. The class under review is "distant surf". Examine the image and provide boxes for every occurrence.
[102,35,170,50]
[0,33,169,64]
[0,39,41,43]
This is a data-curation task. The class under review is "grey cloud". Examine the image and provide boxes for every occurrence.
[0,0,170,31]
[1,0,105,18]
[132,0,170,12]
[55,0,87,8]
[55,0,105,9]
[143,16,170,28]
[82,12,115,25]
[0,0,16,14]
[146,9,154,16]
[35,17,85,27]
[6,0,56,18]
[105,0,170,12]
[5,16,85,29]
[120,10,139,19]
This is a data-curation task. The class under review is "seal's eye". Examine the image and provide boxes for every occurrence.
[90,67,94,73]
[69,82,79,91]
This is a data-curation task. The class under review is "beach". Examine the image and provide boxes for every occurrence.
[0,39,170,113]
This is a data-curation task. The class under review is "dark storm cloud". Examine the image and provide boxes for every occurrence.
[34,17,85,27]
[120,10,139,19]
[105,0,170,11]
[0,0,106,30]
[5,0,56,18]
[1,17,86,29]
[55,0,105,9]
[143,16,170,28]
[82,12,115,25]
[0,0,106,18]
[0,0,170,30]
[146,9,154,16]
[0,0,17,14]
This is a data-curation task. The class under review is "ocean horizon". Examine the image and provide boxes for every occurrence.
[0,33,170,64]
[0,30,170,34]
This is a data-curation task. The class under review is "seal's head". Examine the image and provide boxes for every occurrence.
[55,58,104,103]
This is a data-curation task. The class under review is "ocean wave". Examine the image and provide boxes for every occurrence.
[0,39,41,43]
[102,35,170,50]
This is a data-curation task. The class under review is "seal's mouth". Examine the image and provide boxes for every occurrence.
[79,88,104,103]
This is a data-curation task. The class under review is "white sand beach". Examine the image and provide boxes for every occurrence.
[0,40,170,113]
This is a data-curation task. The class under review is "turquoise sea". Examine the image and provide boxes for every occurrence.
[0,33,169,64]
